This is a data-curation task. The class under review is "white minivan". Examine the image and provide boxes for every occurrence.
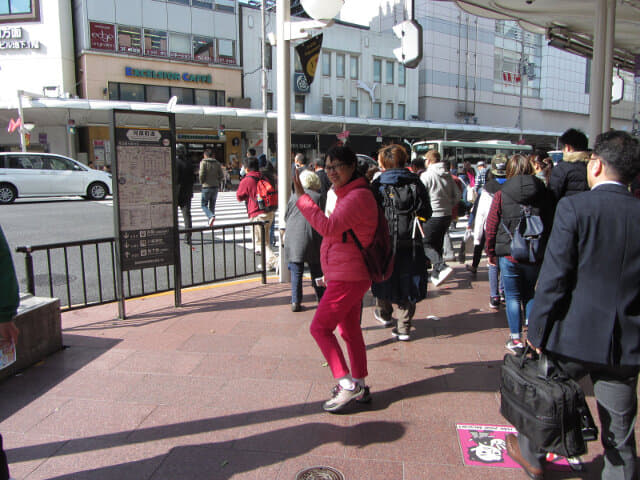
[0,153,112,204]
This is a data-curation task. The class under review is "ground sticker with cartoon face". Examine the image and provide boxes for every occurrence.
[456,424,578,471]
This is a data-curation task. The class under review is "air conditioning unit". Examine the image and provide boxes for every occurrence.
[228,97,251,108]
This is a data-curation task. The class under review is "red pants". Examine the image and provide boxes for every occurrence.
[310,279,370,380]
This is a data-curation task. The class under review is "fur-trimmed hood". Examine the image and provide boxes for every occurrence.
[562,151,590,163]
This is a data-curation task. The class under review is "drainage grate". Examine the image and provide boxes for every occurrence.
[294,466,344,480]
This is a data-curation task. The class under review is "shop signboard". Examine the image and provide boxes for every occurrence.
[90,22,115,51]
[111,110,180,317]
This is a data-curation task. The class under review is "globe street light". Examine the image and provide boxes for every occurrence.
[275,0,344,281]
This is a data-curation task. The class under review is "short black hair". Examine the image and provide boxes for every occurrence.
[326,146,357,168]
[248,148,256,156]
[593,130,640,184]
[246,156,260,172]
[410,157,425,170]
[559,128,588,152]
[315,156,325,168]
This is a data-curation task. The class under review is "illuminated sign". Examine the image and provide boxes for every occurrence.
[125,67,212,83]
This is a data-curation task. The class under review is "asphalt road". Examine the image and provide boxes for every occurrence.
[1,196,266,308]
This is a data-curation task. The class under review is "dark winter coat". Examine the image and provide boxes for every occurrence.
[370,168,431,304]
[494,175,554,261]
[548,151,590,202]
[176,156,194,208]
[284,190,324,264]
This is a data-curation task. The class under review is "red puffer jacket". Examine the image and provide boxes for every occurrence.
[296,176,377,282]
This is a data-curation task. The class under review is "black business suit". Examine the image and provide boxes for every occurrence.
[519,183,640,479]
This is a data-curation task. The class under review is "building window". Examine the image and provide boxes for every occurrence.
[384,103,393,119]
[108,82,119,100]
[108,82,224,106]
[146,85,170,103]
[118,25,142,55]
[170,32,191,60]
[170,87,194,105]
[372,102,381,118]
[322,52,331,76]
[350,56,358,80]
[336,98,345,116]
[168,0,189,4]
[264,42,272,70]
[336,53,345,78]
[217,38,235,61]
[295,94,305,113]
[385,60,394,84]
[119,83,145,102]
[397,104,406,120]
[215,90,225,106]
[266,92,273,111]
[193,36,214,62]
[215,0,235,13]
[192,0,213,8]
[322,97,332,114]
[398,63,406,86]
[373,59,381,83]
[144,29,167,57]
[349,99,358,117]
[0,0,39,22]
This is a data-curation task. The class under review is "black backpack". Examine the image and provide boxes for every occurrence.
[379,182,420,253]
[501,205,544,263]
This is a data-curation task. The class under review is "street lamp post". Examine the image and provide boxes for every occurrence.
[275,0,344,281]
[276,0,292,282]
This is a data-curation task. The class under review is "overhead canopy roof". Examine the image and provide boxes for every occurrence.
[453,0,640,71]
[1,97,562,146]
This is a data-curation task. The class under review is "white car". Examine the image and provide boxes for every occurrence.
[0,152,112,204]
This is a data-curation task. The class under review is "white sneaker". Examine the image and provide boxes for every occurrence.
[391,328,410,341]
[432,266,453,287]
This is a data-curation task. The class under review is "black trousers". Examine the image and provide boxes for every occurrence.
[0,434,9,480]
[517,353,639,480]
[422,215,451,272]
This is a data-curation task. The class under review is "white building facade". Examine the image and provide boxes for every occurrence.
[0,0,77,155]
[241,4,419,156]
[349,0,638,142]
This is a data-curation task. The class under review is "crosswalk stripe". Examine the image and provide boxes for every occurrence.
[100,192,280,249]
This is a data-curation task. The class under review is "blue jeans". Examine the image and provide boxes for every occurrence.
[498,257,540,337]
[288,262,324,305]
[488,263,503,298]
[201,187,219,220]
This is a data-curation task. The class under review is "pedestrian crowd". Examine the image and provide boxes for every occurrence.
[1,129,639,480]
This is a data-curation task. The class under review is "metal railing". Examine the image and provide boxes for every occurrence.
[15,222,269,310]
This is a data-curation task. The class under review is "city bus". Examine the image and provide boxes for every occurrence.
[411,140,533,168]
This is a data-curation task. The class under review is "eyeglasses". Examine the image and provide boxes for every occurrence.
[325,163,346,172]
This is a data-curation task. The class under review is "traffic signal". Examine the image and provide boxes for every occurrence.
[67,119,76,135]
[393,20,423,69]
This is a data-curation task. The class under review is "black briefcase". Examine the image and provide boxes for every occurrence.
[500,348,598,458]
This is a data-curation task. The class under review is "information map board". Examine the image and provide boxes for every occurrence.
[111,110,180,317]
[114,126,175,270]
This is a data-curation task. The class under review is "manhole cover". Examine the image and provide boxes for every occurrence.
[295,466,344,480]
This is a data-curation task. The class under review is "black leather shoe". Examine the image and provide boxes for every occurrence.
[291,303,301,312]
[505,434,544,480]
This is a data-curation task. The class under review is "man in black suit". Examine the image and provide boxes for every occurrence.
[505,130,640,480]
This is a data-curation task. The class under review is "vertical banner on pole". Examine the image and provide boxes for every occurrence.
[111,110,180,318]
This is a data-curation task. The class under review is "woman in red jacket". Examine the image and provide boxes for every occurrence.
[294,146,378,412]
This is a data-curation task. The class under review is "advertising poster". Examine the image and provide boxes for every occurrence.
[114,126,176,271]
[456,424,573,471]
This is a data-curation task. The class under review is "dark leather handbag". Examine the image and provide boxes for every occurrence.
[500,347,598,458]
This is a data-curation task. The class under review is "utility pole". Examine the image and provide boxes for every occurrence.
[516,30,526,140]
[261,0,269,157]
